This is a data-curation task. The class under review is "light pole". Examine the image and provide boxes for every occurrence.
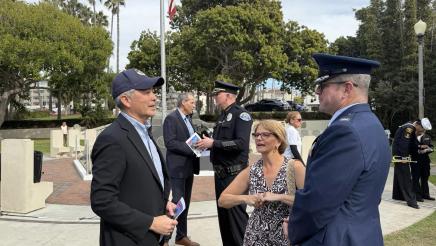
[414,19,427,119]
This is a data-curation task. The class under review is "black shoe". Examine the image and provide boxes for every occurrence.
[417,198,424,202]
[407,203,420,209]
[423,196,435,201]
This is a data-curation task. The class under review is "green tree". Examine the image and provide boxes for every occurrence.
[127,31,161,77]
[177,2,288,104]
[330,36,361,57]
[88,0,102,26]
[0,0,112,125]
[102,0,126,73]
[281,21,329,94]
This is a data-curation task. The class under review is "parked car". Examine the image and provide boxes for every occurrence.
[286,101,306,112]
[244,99,290,112]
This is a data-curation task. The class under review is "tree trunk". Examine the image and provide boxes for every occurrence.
[107,13,114,72]
[92,3,96,26]
[116,5,120,73]
[57,90,62,120]
[49,91,53,112]
[0,95,10,127]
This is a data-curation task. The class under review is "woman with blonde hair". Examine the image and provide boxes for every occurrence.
[284,111,303,162]
[218,120,305,246]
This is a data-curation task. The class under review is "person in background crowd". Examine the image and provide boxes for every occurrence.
[284,111,303,162]
[61,121,68,147]
[91,69,177,246]
[414,118,435,201]
[195,80,252,246]
[163,92,200,246]
[219,120,305,246]
[392,119,430,209]
[287,53,391,246]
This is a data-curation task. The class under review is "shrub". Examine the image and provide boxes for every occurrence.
[200,111,330,122]
[1,118,114,129]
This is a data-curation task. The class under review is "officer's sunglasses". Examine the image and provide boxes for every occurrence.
[315,81,358,94]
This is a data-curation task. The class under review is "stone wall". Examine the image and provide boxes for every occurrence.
[0,128,58,140]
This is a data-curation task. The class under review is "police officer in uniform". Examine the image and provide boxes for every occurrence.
[196,80,252,246]
[392,119,429,208]
[415,118,435,201]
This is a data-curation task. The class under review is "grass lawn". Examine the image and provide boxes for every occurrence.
[33,139,50,154]
[384,175,436,245]
[0,139,50,154]
[430,150,436,164]
[26,114,82,121]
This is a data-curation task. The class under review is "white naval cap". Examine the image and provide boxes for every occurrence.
[421,117,432,130]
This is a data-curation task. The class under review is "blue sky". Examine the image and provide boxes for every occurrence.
[26,0,370,71]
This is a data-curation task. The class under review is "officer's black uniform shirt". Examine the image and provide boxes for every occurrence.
[211,103,253,168]
[392,123,419,158]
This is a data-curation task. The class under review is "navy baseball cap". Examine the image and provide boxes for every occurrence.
[312,53,380,84]
[212,80,240,95]
[111,69,164,99]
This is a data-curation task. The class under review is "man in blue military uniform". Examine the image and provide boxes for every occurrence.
[392,118,432,208]
[196,80,252,246]
[287,54,391,246]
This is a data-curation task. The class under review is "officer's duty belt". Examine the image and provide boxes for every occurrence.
[213,164,247,179]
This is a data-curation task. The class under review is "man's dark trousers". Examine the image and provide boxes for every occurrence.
[411,162,423,200]
[215,174,248,246]
[171,175,194,240]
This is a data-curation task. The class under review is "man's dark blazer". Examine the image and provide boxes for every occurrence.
[91,114,170,246]
[163,109,200,178]
[288,104,391,246]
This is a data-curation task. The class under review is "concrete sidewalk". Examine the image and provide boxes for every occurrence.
[0,167,435,246]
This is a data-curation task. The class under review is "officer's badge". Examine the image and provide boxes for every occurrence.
[404,127,413,139]
[226,113,233,121]
[239,112,251,121]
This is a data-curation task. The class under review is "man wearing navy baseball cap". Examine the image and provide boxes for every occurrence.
[286,54,391,246]
[91,68,178,246]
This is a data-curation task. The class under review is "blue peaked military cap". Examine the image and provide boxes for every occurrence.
[212,80,240,95]
[312,53,381,84]
[112,68,164,99]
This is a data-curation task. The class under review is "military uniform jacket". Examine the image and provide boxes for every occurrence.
[210,103,253,168]
[392,123,418,158]
[417,133,433,163]
[288,104,391,246]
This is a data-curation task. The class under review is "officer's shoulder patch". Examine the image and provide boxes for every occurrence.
[404,126,414,139]
[239,112,251,121]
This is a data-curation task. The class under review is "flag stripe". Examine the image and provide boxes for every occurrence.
[168,0,177,21]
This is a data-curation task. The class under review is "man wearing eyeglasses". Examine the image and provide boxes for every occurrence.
[196,80,252,246]
[287,54,391,246]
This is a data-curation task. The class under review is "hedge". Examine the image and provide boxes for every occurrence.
[199,111,330,122]
[1,118,115,129]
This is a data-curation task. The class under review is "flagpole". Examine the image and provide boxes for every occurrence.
[160,0,167,120]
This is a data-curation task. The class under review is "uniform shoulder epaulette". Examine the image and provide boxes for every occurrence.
[233,104,243,110]
[338,112,355,123]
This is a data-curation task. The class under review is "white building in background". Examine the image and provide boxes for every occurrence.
[22,81,58,111]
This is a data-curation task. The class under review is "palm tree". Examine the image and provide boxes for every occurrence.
[104,0,125,73]
[95,11,109,27]
[88,0,102,26]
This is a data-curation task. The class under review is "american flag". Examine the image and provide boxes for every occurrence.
[168,0,177,21]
